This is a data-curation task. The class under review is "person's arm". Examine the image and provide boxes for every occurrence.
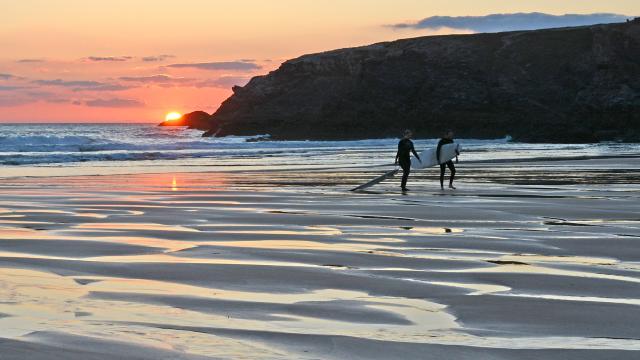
[395,142,400,165]
[411,143,421,162]
[436,140,443,164]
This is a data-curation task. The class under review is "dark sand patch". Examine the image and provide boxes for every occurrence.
[0,239,165,258]
[0,332,213,360]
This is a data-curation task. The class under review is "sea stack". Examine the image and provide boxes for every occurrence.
[159,111,218,131]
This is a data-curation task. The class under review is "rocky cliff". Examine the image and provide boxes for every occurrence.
[206,20,640,142]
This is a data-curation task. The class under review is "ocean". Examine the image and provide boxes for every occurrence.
[1,123,639,178]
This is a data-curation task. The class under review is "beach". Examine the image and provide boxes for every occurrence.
[4,1,640,358]
[1,155,639,359]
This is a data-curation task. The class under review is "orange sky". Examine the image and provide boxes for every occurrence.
[1,1,638,123]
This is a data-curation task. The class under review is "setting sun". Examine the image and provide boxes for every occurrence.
[165,112,182,121]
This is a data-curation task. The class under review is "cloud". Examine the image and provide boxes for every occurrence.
[0,73,17,80]
[390,12,630,33]
[195,76,250,88]
[0,73,28,81]
[0,90,57,106]
[141,54,175,62]
[44,98,71,104]
[119,74,193,88]
[17,58,45,63]
[167,61,261,71]
[78,84,132,92]
[34,79,104,87]
[32,78,131,91]
[0,85,27,91]
[25,90,57,98]
[0,85,82,106]
[119,74,250,89]
[83,98,145,108]
[86,56,133,62]
[119,74,192,84]
[26,91,72,104]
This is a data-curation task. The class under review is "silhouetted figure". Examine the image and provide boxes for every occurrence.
[437,130,459,190]
[395,129,421,192]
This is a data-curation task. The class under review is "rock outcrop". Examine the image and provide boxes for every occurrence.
[158,111,216,130]
[206,19,640,142]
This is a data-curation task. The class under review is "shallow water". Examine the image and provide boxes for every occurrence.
[2,123,640,178]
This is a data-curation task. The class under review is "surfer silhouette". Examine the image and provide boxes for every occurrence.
[395,129,421,192]
[437,130,459,190]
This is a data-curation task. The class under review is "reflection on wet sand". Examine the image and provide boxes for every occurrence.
[0,161,639,359]
[74,222,200,232]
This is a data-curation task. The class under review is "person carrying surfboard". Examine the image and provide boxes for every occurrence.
[395,129,421,192]
[437,130,459,190]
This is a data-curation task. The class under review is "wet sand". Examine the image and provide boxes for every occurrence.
[1,157,639,359]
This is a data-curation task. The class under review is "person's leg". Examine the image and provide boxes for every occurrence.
[447,161,456,189]
[440,163,446,189]
[401,162,410,190]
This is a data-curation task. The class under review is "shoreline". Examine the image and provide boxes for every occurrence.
[3,152,640,180]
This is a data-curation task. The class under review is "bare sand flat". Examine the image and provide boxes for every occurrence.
[0,157,639,359]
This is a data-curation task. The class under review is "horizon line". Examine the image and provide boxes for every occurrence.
[0,121,159,125]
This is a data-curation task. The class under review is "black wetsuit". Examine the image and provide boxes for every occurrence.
[437,138,457,188]
[396,138,420,190]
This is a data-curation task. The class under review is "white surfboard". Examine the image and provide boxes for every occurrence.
[411,142,461,169]
[351,142,461,191]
